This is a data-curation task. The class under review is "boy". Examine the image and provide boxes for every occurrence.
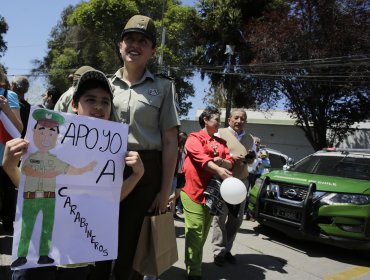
[3,69,144,279]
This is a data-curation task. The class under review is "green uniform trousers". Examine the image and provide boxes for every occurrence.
[181,191,213,277]
[18,198,55,257]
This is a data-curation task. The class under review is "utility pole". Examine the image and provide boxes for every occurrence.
[158,0,167,74]
[224,45,234,127]
[158,27,166,67]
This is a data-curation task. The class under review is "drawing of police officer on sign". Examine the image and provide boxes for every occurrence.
[11,109,97,268]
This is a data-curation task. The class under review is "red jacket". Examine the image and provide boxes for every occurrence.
[182,129,234,204]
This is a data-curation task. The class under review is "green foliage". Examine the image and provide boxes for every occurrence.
[194,0,281,124]
[48,48,79,91]
[244,0,370,150]
[0,15,8,58]
[69,0,138,51]
[34,0,196,117]
[33,0,369,139]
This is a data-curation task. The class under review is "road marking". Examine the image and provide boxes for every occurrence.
[324,266,370,280]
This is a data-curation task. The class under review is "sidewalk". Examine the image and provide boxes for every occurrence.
[0,217,257,280]
[161,216,259,280]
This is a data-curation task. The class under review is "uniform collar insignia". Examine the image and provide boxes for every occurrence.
[148,89,159,96]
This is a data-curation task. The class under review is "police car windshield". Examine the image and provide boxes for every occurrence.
[291,155,370,180]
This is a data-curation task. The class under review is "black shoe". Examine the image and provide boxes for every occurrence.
[37,255,55,264]
[245,213,255,222]
[11,257,27,268]
[2,221,14,235]
[173,213,182,220]
[188,276,202,280]
[214,254,225,266]
[225,252,237,264]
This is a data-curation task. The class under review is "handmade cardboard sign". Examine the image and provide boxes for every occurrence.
[11,107,128,269]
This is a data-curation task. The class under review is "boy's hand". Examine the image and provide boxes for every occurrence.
[3,138,29,186]
[3,138,29,168]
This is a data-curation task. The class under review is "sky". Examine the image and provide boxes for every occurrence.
[0,0,206,119]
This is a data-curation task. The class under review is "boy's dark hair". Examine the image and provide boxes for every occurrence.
[73,79,112,104]
[198,106,221,128]
[72,70,113,104]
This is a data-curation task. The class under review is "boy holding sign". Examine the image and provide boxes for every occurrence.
[3,69,144,279]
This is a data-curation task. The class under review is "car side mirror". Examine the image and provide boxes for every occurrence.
[283,158,294,171]
[287,157,294,165]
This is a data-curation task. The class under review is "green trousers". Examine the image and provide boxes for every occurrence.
[17,198,55,257]
[181,191,213,277]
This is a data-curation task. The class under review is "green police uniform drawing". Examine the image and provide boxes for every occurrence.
[11,109,97,268]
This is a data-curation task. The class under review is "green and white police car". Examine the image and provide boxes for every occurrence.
[248,148,370,250]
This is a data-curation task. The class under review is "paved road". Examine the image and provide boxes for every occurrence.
[1,217,369,280]
[162,217,370,280]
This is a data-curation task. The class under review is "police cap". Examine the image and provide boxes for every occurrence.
[32,108,65,127]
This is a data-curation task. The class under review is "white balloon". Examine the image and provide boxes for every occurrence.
[220,177,247,205]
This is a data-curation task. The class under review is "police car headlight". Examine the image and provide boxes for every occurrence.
[266,183,279,198]
[312,191,327,201]
[321,193,370,205]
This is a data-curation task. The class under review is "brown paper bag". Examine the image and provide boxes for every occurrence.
[133,212,178,276]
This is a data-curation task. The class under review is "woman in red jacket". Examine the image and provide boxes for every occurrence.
[181,106,234,280]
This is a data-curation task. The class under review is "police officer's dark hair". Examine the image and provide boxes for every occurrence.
[198,106,221,128]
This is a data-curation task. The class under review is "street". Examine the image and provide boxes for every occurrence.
[1,217,370,280]
[161,217,370,280]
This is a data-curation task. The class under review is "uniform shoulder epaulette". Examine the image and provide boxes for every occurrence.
[155,73,174,80]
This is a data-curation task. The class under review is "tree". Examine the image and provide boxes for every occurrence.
[244,0,370,150]
[193,0,283,125]
[0,15,8,58]
[34,0,197,117]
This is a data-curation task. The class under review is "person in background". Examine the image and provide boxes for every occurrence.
[10,76,30,138]
[54,66,95,113]
[253,136,261,153]
[181,106,234,280]
[247,136,263,188]
[255,149,271,175]
[245,136,265,220]
[0,65,23,234]
[42,86,62,110]
[172,131,187,219]
[0,66,23,133]
[4,69,144,280]
[212,108,255,267]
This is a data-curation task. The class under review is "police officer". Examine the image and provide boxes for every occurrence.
[55,16,180,280]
